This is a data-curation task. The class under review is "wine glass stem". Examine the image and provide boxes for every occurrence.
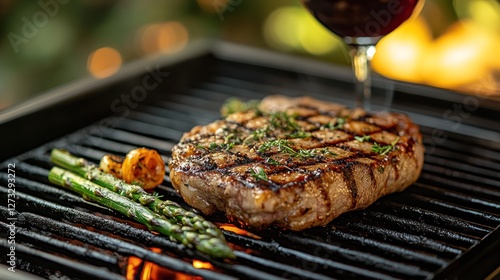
[350,45,376,110]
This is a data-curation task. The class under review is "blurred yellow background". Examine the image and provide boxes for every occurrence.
[1,0,499,110]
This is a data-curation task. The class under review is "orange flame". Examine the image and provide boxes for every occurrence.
[126,248,204,280]
[218,224,261,239]
[192,260,214,270]
[126,255,143,280]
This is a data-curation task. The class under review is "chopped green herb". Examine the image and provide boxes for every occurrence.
[218,126,243,145]
[267,111,316,140]
[194,143,215,151]
[258,139,295,155]
[296,149,316,158]
[371,137,399,156]
[224,132,241,145]
[354,135,371,142]
[287,130,311,138]
[265,158,280,165]
[209,142,218,150]
[269,112,301,132]
[321,117,346,130]
[259,139,338,159]
[244,127,269,143]
[195,144,206,150]
[295,147,337,159]
[220,98,261,117]
[320,147,337,157]
[377,166,385,173]
[249,167,268,181]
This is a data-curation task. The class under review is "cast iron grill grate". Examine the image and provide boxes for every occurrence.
[1,58,500,280]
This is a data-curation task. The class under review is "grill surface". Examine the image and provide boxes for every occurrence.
[1,42,500,279]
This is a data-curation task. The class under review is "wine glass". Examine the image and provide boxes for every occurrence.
[301,0,425,110]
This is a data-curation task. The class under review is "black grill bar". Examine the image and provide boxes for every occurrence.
[425,154,500,180]
[419,173,500,201]
[397,193,500,227]
[233,251,333,280]
[411,183,500,215]
[0,239,125,280]
[358,211,479,247]
[113,118,185,141]
[90,128,175,153]
[0,221,119,268]
[301,229,449,268]
[423,164,500,190]
[223,232,400,280]
[421,148,500,172]
[1,52,500,279]
[378,200,493,237]
[276,232,430,278]
[331,221,464,257]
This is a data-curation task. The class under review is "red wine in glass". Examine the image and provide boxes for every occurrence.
[302,0,424,109]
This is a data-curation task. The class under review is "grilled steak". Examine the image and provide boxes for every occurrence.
[169,95,424,231]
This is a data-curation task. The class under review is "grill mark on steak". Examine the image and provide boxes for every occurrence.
[169,95,425,230]
[342,162,359,208]
[183,142,413,185]
[184,145,407,181]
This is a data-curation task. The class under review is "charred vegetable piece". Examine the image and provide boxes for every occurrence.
[99,154,124,178]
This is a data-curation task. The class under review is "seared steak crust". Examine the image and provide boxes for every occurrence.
[169,96,424,231]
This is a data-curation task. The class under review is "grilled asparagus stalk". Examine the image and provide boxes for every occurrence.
[49,167,235,259]
[50,149,226,241]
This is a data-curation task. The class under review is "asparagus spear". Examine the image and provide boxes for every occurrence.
[49,167,235,259]
[50,148,225,241]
